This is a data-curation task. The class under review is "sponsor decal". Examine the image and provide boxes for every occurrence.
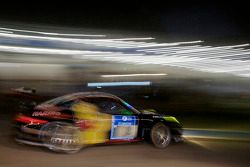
[32,111,61,117]
[32,110,72,119]
[110,115,138,140]
[122,116,127,121]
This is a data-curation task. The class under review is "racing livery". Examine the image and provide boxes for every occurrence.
[14,92,183,153]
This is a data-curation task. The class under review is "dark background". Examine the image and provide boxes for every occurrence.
[0,1,249,40]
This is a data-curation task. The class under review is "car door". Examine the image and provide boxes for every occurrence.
[89,97,140,141]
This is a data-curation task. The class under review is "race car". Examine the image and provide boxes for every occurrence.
[14,92,183,153]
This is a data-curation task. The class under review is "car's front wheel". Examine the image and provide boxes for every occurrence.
[39,122,83,153]
[150,122,171,149]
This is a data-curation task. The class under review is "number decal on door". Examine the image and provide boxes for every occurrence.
[110,115,138,140]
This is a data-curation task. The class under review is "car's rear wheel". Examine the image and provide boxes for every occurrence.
[39,122,83,153]
[150,122,171,149]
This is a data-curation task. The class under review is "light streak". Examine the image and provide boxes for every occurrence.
[101,73,167,77]
[87,81,151,87]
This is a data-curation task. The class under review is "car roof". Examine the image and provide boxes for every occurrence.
[42,91,140,114]
[68,91,120,99]
[43,91,121,105]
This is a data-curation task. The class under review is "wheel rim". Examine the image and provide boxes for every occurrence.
[151,124,171,148]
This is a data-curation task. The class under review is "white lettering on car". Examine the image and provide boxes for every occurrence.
[32,111,61,117]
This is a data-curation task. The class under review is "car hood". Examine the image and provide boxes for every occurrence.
[140,109,180,124]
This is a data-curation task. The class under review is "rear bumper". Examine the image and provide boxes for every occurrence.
[14,122,43,143]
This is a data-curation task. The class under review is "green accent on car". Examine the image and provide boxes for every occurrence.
[120,109,133,115]
[163,116,180,124]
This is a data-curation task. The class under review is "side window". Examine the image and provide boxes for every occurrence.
[56,100,76,108]
[90,98,134,115]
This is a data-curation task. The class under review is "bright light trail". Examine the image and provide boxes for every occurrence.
[175,44,249,54]
[140,45,207,52]
[0,30,202,49]
[111,37,154,41]
[1,26,250,78]
[165,49,250,58]
[138,45,206,50]
[0,30,13,34]
[101,73,167,78]
[0,27,106,37]
[0,45,115,55]
[124,40,203,48]
[87,81,151,87]
[0,32,155,48]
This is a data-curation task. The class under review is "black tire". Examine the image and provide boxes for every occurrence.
[150,122,171,149]
[39,122,83,153]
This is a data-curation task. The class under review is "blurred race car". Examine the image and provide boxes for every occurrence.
[14,92,183,153]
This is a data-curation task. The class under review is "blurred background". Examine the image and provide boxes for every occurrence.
[0,1,250,167]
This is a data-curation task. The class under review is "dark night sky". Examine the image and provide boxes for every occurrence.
[0,1,249,40]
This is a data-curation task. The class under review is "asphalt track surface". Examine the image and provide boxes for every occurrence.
[0,120,249,167]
